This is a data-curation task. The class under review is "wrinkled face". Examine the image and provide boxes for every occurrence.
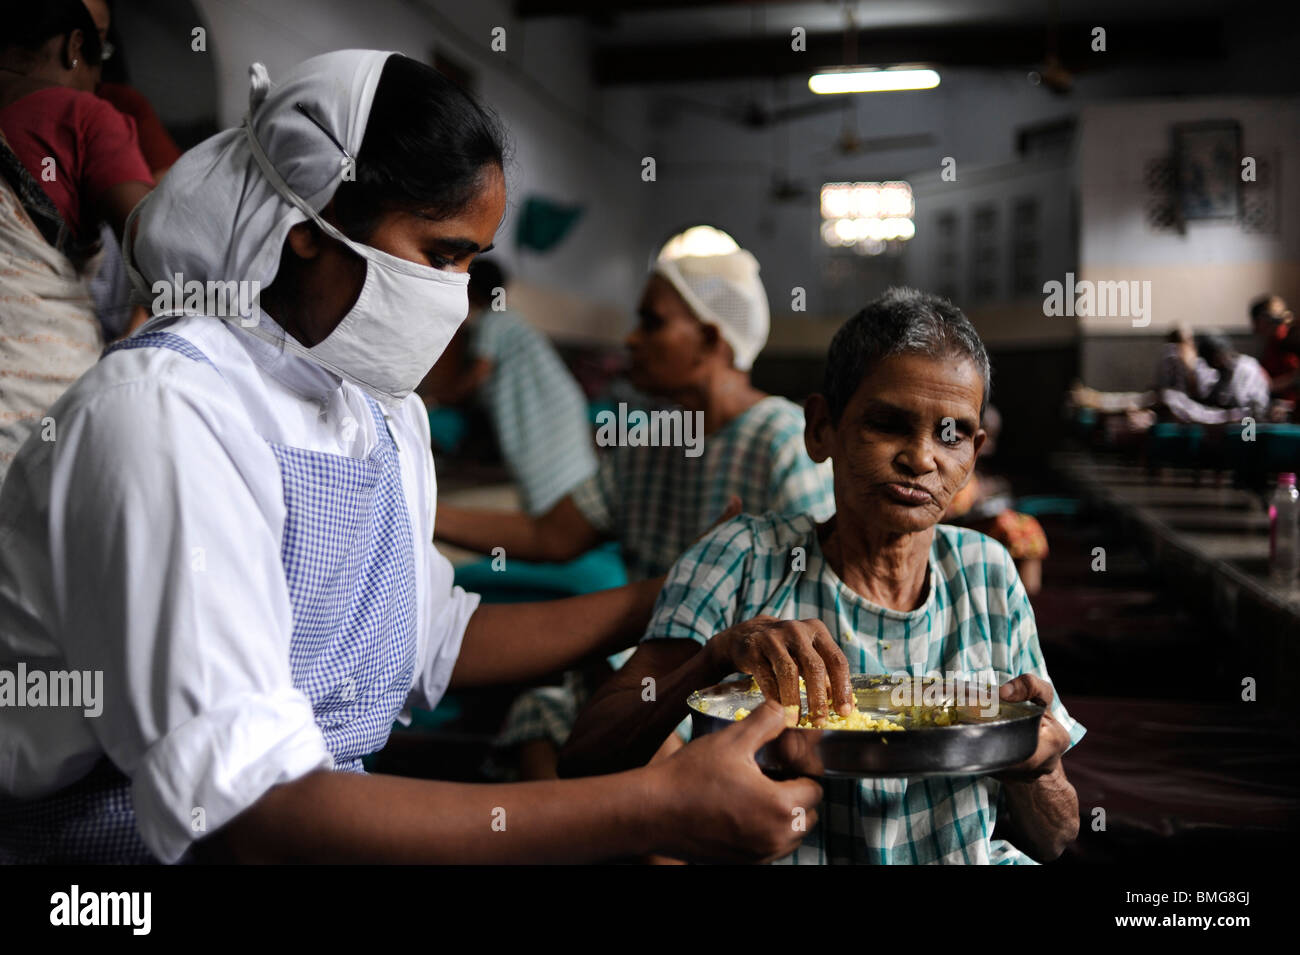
[624,275,716,395]
[807,352,987,536]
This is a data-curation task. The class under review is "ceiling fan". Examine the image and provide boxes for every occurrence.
[654,89,845,130]
[653,2,848,131]
[814,93,935,161]
[1030,0,1074,93]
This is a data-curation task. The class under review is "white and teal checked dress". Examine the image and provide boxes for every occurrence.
[645,511,1087,865]
[494,397,835,752]
[571,395,835,582]
[471,308,595,516]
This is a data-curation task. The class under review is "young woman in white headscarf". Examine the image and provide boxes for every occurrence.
[0,50,821,864]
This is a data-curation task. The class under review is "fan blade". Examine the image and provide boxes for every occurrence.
[765,98,851,125]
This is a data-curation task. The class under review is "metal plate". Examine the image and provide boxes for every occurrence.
[688,673,1044,779]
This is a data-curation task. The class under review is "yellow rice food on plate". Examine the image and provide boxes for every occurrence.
[731,676,968,730]
[732,706,905,731]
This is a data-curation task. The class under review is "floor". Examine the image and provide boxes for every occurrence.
[1037,454,1300,863]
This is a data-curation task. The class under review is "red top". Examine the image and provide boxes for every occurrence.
[0,86,153,240]
[1261,338,1298,377]
[97,81,182,173]
[1260,338,1300,402]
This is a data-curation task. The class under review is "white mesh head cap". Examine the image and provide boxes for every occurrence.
[653,249,770,371]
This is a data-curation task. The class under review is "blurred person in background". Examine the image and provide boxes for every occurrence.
[82,0,183,341]
[1069,323,1216,417]
[1158,333,1271,425]
[436,243,835,779]
[0,0,152,480]
[423,258,595,516]
[942,405,1050,595]
[83,0,182,180]
[437,245,834,576]
[1251,294,1297,403]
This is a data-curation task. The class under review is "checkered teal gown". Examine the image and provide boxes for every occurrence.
[471,309,596,516]
[646,511,1087,865]
[571,396,835,582]
[0,330,419,863]
[495,398,835,751]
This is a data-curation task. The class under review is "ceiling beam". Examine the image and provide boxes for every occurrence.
[517,0,794,15]
[591,19,1228,85]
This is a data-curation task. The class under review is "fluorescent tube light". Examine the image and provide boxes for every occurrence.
[809,68,940,94]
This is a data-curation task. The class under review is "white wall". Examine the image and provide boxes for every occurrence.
[182,0,655,332]
[1077,96,1300,333]
[905,153,1078,348]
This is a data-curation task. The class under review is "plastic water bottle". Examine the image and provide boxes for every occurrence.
[1268,473,1300,592]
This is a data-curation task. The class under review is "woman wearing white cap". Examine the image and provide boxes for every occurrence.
[440,244,834,582]
[0,50,820,864]
[436,239,836,779]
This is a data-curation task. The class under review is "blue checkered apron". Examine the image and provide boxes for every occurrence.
[0,329,419,863]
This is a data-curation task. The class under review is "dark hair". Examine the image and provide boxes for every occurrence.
[1196,332,1235,365]
[468,258,507,305]
[822,287,991,424]
[100,0,130,85]
[2,0,104,65]
[1249,294,1277,324]
[333,54,508,240]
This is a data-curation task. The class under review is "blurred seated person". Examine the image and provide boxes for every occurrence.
[942,405,1049,596]
[1251,294,1297,403]
[1158,333,1272,426]
[1069,323,1215,415]
[436,241,834,780]
[84,0,182,181]
[424,259,596,516]
[436,243,834,577]
[81,0,180,341]
[0,0,152,479]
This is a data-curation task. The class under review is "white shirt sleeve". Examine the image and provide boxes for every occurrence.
[47,372,332,863]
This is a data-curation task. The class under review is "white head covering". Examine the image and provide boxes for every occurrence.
[653,249,770,371]
[126,49,393,307]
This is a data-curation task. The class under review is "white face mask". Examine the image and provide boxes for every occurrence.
[241,120,471,405]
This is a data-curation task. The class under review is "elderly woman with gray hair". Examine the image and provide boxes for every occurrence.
[563,287,1086,865]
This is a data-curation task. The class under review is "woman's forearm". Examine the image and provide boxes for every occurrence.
[560,640,731,777]
[202,768,663,863]
[435,495,599,563]
[450,577,665,687]
[434,504,548,558]
[1000,764,1080,861]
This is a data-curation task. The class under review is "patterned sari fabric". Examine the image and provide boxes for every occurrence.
[0,132,102,480]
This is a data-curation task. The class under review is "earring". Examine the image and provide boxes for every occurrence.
[72,59,78,67]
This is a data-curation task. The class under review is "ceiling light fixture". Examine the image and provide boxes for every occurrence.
[808,67,941,95]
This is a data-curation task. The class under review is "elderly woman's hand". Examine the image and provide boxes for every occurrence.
[706,616,854,726]
[993,674,1072,781]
